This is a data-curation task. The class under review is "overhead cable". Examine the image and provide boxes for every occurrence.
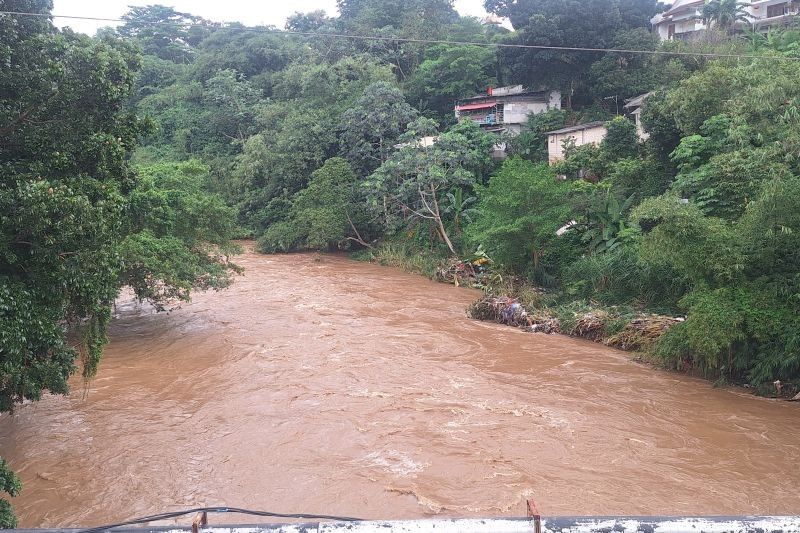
[1,10,799,61]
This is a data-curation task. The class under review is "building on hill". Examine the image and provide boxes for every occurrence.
[747,0,800,31]
[624,92,653,141]
[651,0,800,41]
[454,85,562,137]
[546,121,608,164]
[651,0,707,41]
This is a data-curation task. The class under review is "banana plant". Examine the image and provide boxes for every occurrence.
[442,187,478,235]
[582,191,636,254]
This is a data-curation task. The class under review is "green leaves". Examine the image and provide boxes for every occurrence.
[405,44,498,121]
[338,82,418,176]
[365,118,494,254]
[121,161,240,308]
[0,458,21,528]
[466,158,572,278]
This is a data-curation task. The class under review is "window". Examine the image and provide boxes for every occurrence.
[668,24,676,39]
[767,2,788,17]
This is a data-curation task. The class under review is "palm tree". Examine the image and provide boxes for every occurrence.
[698,0,752,31]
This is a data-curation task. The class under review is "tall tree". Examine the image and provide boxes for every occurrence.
[365,118,494,254]
[484,0,661,107]
[338,82,419,176]
[405,44,498,121]
[336,0,459,78]
[467,158,572,276]
[118,5,215,63]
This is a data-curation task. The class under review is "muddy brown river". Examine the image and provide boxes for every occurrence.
[1,248,799,527]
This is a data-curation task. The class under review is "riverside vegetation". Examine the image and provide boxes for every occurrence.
[2,0,800,525]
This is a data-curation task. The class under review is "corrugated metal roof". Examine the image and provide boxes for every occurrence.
[546,121,607,136]
[457,91,550,104]
[623,92,653,109]
[456,101,497,111]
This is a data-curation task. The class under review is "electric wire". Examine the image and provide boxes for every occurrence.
[75,506,364,533]
[1,10,799,61]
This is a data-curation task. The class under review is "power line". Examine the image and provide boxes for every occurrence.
[1,9,798,61]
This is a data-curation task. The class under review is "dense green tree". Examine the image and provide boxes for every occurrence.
[258,158,374,252]
[337,0,458,34]
[203,69,263,146]
[189,27,301,87]
[587,28,664,102]
[233,56,394,228]
[1,6,141,525]
[285,10,332,32]
[467,158,573,278]
[485,0,662,107]
[601,116,639,160]
[338,82,419,176]
[0,7,241,524]
[336,0,459,78]
[405,44,498,121]
[365,118,494,254]
[118,5,216,62]
[1,7,143,398]
[122,160,241,307]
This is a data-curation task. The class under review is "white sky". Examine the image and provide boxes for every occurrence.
[52,0,491,35]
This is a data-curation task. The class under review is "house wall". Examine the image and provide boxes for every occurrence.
[630,109,650,141]
[503,101,549,124]
[654,17,705,39]
[502,90,561,128]
[547,126,608,164]
[750,0,795,17]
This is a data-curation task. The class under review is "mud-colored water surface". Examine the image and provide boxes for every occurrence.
[1,248,798,527]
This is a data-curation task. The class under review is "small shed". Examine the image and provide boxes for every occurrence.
[546,121,608,164]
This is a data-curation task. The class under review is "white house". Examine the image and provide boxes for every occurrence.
[652,0,800,41]
[651,0,707,41]
[546,122,608,164]
[454,85,562,136]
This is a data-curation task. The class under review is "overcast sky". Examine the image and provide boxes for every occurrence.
[52,0,492,35]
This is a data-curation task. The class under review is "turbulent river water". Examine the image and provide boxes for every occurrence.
[1,247,799,527]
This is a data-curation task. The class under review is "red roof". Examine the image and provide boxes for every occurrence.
[456,101,497,111]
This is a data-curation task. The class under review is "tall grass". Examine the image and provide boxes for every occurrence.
[353,242,448,280]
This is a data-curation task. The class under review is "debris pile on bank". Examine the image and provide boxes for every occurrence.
[436,260,479,286]
[468,296,680,351]
[604,315,684,350]
[469,296,560,333]
[570,310,610,342]
[436,249,494,287]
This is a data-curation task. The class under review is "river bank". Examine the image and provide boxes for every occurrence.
[355,243,798,399]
